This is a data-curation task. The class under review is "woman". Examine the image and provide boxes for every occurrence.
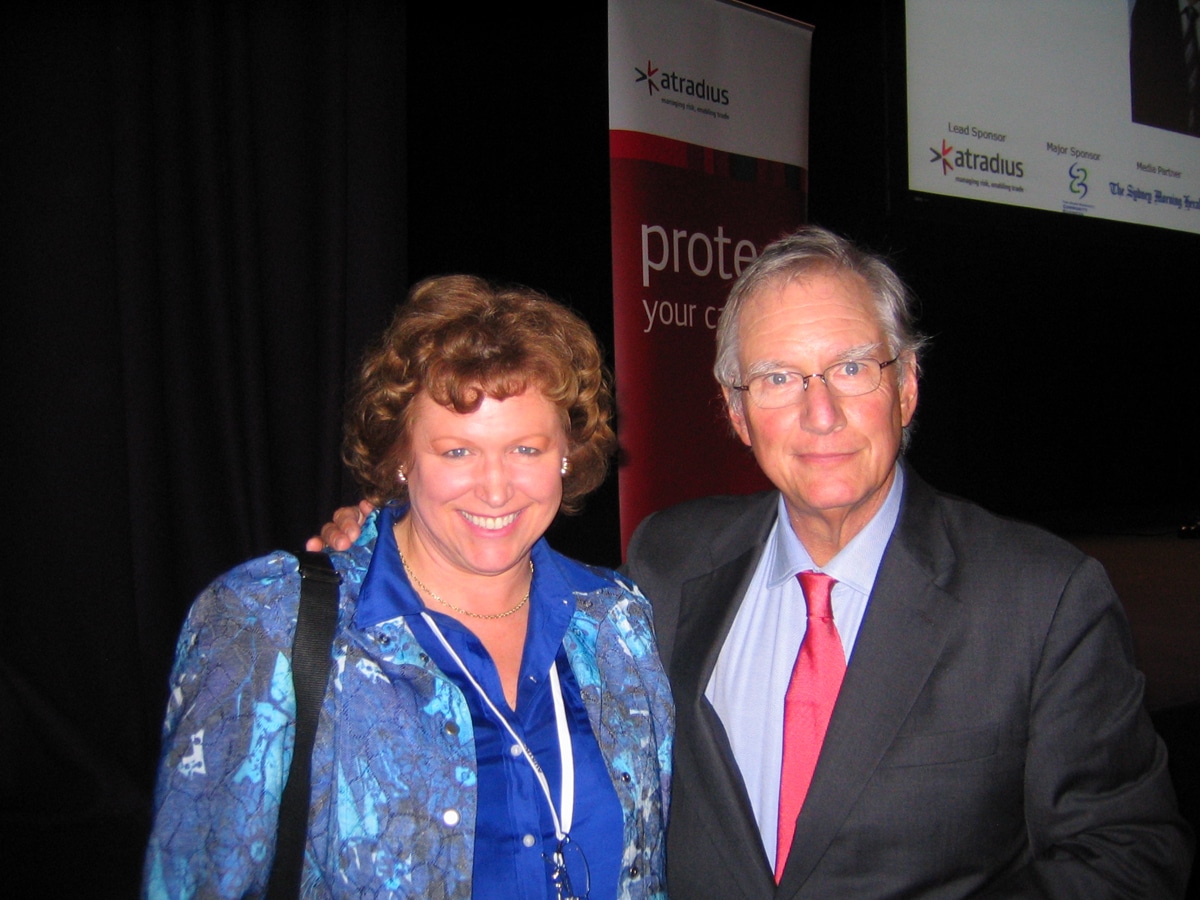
[144,276,673,899]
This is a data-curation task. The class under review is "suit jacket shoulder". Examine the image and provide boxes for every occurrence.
[624,491,777,668]
[627,491,778,573]
[896,470,1090,579]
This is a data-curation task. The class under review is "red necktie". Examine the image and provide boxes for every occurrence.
[775,571,845,883]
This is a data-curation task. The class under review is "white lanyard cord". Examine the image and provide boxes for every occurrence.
[419,612,575,839]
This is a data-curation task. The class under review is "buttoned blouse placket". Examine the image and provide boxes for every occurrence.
[421,613,582,899]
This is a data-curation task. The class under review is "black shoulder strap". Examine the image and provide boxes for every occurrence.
[266,550,341,899]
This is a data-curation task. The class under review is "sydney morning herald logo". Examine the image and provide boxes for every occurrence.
[634,59,730,105]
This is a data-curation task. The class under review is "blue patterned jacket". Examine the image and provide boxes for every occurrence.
[144,521,673,899]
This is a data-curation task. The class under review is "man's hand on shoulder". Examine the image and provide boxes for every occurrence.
[305,499,376,552]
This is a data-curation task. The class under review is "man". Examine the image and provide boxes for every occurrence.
[315,227,1192,896]
[623,226,1191,897]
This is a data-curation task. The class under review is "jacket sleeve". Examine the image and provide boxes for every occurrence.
[618,576,675,817]
[604,575,674,900]
[991,556,1193,898]
[143,555,301,900]
[622,509,686,672]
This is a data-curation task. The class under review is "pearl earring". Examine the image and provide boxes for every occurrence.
[397,465,407,484]
[560,457,570,477]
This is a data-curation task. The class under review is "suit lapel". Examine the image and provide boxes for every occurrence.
[776,472,961,897]
[671,505,779,895]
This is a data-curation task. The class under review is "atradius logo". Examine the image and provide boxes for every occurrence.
[634,59,730,105]
[928,139,1025,178]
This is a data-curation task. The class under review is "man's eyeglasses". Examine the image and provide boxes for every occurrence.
[732,357,899,409]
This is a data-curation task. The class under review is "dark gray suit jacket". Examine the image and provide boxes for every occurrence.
[626,469,1191,898]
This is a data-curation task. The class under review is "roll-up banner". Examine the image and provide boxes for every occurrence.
[608,0,813,550]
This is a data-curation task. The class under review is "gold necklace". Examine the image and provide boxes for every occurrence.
[398,549,532,620]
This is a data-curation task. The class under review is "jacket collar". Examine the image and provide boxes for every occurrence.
[354,504,609,631]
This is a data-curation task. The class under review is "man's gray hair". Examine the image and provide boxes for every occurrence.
[714,226,928,424]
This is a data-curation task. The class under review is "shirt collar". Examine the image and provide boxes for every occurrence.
[767,462,905,595]
[354,503,608,630]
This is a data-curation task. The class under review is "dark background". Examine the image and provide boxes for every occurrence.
[3,2,1196,895]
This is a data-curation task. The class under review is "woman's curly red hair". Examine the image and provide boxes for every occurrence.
[343,275,615,514]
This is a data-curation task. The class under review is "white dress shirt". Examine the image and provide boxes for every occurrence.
[705,465,905,868]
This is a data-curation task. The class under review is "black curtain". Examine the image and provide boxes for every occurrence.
[2,3,404,892]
